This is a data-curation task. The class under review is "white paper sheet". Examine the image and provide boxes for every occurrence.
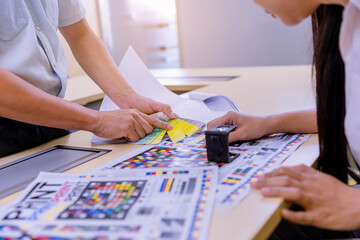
[92,46,240,145]
[186,92,241,113]
[0,167,218,240]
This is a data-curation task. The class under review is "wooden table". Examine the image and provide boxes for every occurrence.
[0,65,319,240]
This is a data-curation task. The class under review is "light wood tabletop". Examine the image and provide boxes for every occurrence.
[0,65,318,240]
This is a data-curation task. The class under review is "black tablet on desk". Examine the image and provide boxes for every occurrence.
[0,145,110,199]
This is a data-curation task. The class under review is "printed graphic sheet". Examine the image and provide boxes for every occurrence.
[0,167,218,240]
[215,133,311,211]
[91,132,226,175]
[93,133,311,211]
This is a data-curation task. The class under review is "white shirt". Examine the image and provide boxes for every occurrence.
[0,0,86,97]
[340,0,360,164]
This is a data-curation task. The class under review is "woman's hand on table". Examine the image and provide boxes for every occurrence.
[251,164,360,231]
[207,111,270,142]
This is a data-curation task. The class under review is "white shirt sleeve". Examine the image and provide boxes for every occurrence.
[58,0,86,27]
[341,0,360,164]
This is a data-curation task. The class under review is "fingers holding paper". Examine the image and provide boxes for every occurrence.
[92,109,173,141]
[148,99,179,119]
[250,165,360,231]
[118,93,178,119]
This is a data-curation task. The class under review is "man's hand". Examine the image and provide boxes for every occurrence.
[60,19,178,122]
[93,109,173,141]
[207,111,269,142]
[118,93,178,119]
[250,164,360,231]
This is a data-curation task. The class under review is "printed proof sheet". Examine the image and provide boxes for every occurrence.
[0,167,218,240]
[92,133,311,211]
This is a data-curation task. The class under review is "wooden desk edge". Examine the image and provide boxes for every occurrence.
[254,200,291,240]
[254,135,319,239]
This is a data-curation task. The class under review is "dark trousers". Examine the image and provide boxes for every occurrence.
[0,117,70,158]
[270,219,358,240]
[269,204,360,239]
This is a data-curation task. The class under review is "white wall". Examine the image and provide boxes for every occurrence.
[61,0,314,73]
[176,0,313,67]
[98,0,180,68]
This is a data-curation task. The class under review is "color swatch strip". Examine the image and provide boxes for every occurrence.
[129,116,203,145]
[160,178,174,193]
[222,134,307,204]
[167,118,199,143]
[130,127,163,145]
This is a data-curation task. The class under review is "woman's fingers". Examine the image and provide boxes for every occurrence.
[207,111,237,129]
[281,208,314,226]
[264,166,308,182]
[292,164,317,175]
[228,131,241,143]
[251,175,304,190]
[207,117,226,130]
[260,186,311,206]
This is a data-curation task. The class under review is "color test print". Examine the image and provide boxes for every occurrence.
[145,170,190,175]
[221,177,240,186]
[58,180,146,220]
[160,178,174,193]
[188,169,213,240]
[221,134,309,205]
[43,224,141,234]
[158,133,206,149]
[0,224,121,240]
[232,166,256,177]
[221,166,256,186]
[0,167,218,240]
[130,127,165,145]
[111,146,221,169]
[129,116,203,145]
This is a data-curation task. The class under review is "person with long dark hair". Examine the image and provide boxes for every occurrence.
[209,0,360,237]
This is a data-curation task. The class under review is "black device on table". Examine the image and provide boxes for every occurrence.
[205,125,238,163]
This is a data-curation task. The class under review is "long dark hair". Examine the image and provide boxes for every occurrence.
[312,5,347,182]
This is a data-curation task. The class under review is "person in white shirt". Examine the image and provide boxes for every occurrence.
[209,0,360,237]
[0,0,176,157]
